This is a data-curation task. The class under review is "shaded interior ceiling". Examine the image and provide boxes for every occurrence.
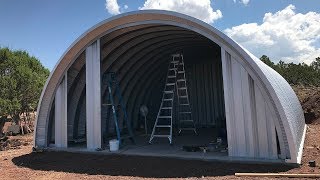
[49,24,223,142]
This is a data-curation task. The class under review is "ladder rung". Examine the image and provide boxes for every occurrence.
[120,135,134,140]
[179,95,188,98]
[178,87,187,90]
[171,61,179,63]
[178,71,185,73]
[161,107,173,109]
[180,103,190,105]
[163,99,173,101]
[102,103,112,106]
[166,83,175,86]
[158,116,172,118]
[180,120,194,122]
[179,128,196,130]
[179,112,191,114]
[177,79,186,82]
[169,68,177,71]
[179,63,184,65]
[164,91,174,94]
[153,135,170,138]
[168,76,176,78]
[156,125,171,128]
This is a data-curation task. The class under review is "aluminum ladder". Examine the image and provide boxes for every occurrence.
[103,72,135,147]
[149,56,179,145]
[175,54,197,135]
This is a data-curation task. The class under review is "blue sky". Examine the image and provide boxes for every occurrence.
[0,0,319,70]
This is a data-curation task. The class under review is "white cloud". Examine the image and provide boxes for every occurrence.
[241,0,250,5]
[124,4,129,10]
[225,4,320,64]
[105,0,120,15]
[233,0,250,5]
[140,0,222,24]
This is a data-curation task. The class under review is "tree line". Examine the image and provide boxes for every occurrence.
[0,47,49,128]
[260,55,320,86]
[0,47,319,129]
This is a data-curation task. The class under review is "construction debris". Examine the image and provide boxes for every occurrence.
[309,160,316,167]
[182,145,202,152]
[182,138,228,153]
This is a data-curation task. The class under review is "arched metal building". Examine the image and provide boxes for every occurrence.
[34,10,306,164]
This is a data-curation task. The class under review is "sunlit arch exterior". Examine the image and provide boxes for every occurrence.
[34,10,306,164]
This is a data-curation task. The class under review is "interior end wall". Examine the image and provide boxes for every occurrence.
[47,100,55,144]
[182,47,225,128]
[132,46,226,131]
[186,61,226,128]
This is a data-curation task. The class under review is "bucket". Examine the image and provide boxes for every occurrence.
[109,139,119,151]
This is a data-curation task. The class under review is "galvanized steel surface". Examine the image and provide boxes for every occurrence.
[35,10,305,163]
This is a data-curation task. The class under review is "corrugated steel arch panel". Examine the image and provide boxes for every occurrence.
[97,41,207,132]
[100,25,195,59]
[101,29,197,63]
[102,39,208,99]
[96,38,206,124]
[66,29,202,137]
[35,10,305,163]
[73,37,207,136]
[101,34,202,74]
[123,44,207,127]
[126,44,219,127]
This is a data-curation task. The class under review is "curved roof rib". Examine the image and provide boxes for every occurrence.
[34,10,305,164]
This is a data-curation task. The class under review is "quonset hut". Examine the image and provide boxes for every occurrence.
[34,10,306,164]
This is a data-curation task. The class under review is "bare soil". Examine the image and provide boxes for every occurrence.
[1,86,320,179]
[2,130,320,180]
[292,85,320,124]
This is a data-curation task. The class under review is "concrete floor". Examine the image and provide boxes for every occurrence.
[101,128,229,161]
[52,128,285,163]
[64,128,228,161]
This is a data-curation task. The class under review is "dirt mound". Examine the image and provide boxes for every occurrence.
[292,85,320,124]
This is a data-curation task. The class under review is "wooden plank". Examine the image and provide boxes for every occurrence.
[235,173,320,178]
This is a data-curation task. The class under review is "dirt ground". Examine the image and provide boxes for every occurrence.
[1,86,320,180]
[292,85,320,124]
[1,128,319,180]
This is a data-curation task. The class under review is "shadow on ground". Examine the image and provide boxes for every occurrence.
[12,151,294,178]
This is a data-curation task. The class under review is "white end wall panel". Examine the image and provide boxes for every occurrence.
[222,48,279,159]
[254,84,269,158]
[55,74,68,148]
[86,39,102,150]
[221,49,235,156]
[266,103,278,159]
[230,58,247,157]
[240,67,256,158]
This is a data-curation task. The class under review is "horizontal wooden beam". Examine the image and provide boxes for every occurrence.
[235,173,320,178]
